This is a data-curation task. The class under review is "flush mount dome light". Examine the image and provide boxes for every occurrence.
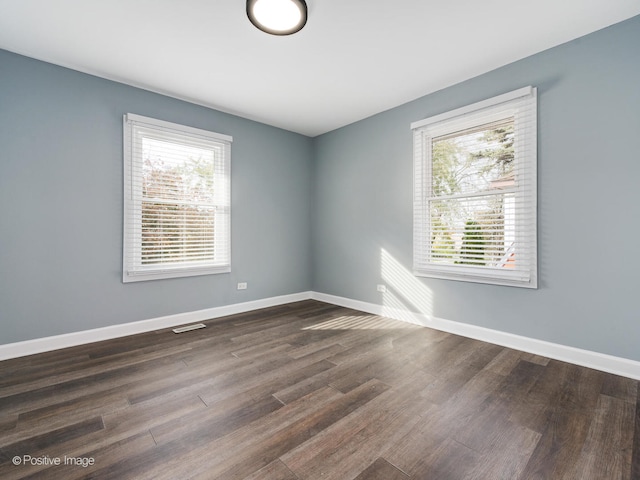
[247,0,308,35]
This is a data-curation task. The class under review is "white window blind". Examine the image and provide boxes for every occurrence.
[123,114,232,282]
[412,87,537,288]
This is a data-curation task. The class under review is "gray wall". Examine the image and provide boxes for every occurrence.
[0,50,313,344]
[312,15,640,361]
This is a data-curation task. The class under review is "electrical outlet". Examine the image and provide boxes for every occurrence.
[377,284,387,293]
[237,282,247,290]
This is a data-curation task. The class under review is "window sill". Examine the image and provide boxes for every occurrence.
[414,266,537,289]
[123,265,231,283]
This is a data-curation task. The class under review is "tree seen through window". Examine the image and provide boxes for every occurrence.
[430,119,516,267]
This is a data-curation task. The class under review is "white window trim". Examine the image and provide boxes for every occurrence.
[412,87,537,288]
[123,114,232,283]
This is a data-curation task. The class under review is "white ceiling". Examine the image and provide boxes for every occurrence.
[1,1,639,137]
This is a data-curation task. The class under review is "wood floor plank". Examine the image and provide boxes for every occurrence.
[328,349,419,393]
[418,340,503,405]
[408,437,481,479]
[0,358,190,443]
[239,359,337,405]
[465,421,540,480]
[381,424,446,479]
[16,386,129,425]
[272,335,419,404]
[86,386,339,480]
[569,394,635,480]
[0,416,104,453]
[243,459,300,480]
[198,356,336,406]
[510,360,603,435]
[381,368,503,474]
[353,457,409,480]
[272,368,340,405]
[53,431,157,480]
[517,362,606,479]
[188,380,391,480]
[138,384,361,479]
[0,345,190,406]
[323,329,398,364]
[286,332,349,359]
[601,373,639,404]
[0,415,17,433]
[0,353,92,389]
[229,313,332,346]
[1,396,205,480]
[482,360,547,442]
[280,374,428,480]
[450,364,542,454]
[518,408,593,479]
[0,300,637,480]
[632,395,640,480]
[148,392,284,446]
[519,352,551,366]
[288,343,346,364]
[0,417,105,479]
[127,344,290,405]
[484,348,526,376]
[101,391,206,433]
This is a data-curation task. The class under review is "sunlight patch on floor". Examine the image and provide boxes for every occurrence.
[302,314,420,330]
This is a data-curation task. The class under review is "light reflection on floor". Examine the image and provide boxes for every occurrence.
[302,314,420,330]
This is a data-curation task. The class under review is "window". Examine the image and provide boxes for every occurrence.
[412,87,537,288]
[123,114,231,282]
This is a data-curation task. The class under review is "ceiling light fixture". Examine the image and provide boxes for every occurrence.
[246,0,308,36]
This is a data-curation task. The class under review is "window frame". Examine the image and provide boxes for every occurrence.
[123,113,232,283]
[412,87,537,288]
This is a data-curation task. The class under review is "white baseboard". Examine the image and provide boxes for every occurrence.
[3,290,639,381]
[311,292,640,381]
[0,292,313,361]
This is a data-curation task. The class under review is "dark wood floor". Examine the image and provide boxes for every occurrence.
[0,300,638,479]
